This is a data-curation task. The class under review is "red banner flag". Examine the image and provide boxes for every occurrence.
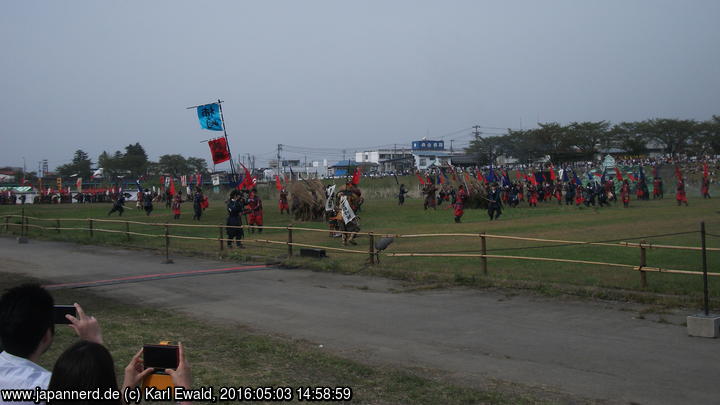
[614,167,624,181]
[196,174,202,186]
[207,138,231,165]
[627,173,636,182]
[703,163,709,179]
[415,172,426,185]
[238,163,255,190]
[515,171,522,180]
[169,178,176,195]
[351,167,361,185]
[549,165,556,181]
[275,175,283,191]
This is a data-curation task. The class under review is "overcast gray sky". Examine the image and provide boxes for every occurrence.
[1,0,718,171]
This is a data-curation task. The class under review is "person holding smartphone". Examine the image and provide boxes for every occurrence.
[123,342,193,405]
[0,284,102,398]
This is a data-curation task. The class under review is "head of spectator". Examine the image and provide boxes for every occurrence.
[0,284,54,363]
[48,341,121,404]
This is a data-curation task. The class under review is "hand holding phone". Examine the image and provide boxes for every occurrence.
[64,303,103,344]
[53,305,76,324]
[143,344,179,372]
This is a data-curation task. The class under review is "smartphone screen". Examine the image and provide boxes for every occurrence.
[143,345,179,370]
[53,305,76,324]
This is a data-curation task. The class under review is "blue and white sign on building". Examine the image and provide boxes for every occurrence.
[412,140,444,151]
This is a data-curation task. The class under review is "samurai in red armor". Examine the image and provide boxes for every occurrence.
[279,188,290,214]
[453,185,468,223]
[676,180,688,206]
[620,180,630,208]
[246,189,264,232]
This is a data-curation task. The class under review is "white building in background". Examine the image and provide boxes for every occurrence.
[355,148,414,173]
[410,139,464,170]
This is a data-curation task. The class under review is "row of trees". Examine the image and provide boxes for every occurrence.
[466,117,720,164]
[56,143,209,179]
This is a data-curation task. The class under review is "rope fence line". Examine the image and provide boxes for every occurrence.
[2,213,717,288]
[385,252,719,277]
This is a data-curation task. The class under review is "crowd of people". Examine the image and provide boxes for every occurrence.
[0,284,193,404]
[403,160,714,223]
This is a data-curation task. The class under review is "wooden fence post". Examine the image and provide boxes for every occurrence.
[88,219,93,238]
[125,221,130,241]
[219,225,224,252]
[639,239,647,288]
[163,224,173,264]
[481,233,488,275]
[56,219,60,233]
[287,227,293,257]
[701,222,709,316]
[368,232,376,265]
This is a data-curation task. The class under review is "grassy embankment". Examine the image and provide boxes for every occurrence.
[0,271,552,405]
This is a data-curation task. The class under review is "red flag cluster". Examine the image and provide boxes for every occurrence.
[614,167,624,181]
[238,164,256,190]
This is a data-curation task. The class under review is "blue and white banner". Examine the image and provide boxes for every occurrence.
[196,103,223,131]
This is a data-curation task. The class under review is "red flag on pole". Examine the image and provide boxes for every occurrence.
[169,178,176,195]
[415,172,426,185]
[627,173,636,182]
[238,163,253,190]
[207,138,231,164]
[549,165,556,181]
[275,175,283,191]
[614,167,624,181]
[477,171,485,183]
[351,167,361,185]
[703,163,709,179]
[515,171,522,180]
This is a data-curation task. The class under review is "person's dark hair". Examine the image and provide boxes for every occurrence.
[48,341,121,404]
[0,284,54,357]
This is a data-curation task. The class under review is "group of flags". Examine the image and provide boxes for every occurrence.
[412,163,693,188]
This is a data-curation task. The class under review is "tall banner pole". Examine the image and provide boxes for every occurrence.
[216,99,238,185]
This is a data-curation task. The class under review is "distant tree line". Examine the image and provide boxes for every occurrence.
[55,143,209,179]
[466,116,720,164]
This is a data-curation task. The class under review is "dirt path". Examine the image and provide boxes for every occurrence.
[1,237,717,405]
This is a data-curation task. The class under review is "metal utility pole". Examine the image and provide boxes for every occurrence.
[277,144,283,173]
[472,125,482,138]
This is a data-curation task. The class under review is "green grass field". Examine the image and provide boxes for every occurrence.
[2,176,719,308]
